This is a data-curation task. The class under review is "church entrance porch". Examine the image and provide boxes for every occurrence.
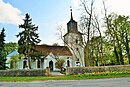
[49,60,53,71]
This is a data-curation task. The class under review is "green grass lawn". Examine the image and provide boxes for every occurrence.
[0,72,130,82]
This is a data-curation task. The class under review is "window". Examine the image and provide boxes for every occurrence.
[77,59,79,61]
[23,60,27,69]
[76,48,78,51]
[76,39,78,44]
[76,61,80,66]
[76,59,80,66]
[67,60,70,67]
[37,60,40,68]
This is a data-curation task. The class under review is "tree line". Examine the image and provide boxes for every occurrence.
[57,0,130,67]
[78,0,130,66]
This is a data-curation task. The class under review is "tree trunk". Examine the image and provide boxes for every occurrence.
[85,45,90,67]
[114,46,120,64]
[125,34,130,64]
[27,57,31,69]
[118,44,124,65]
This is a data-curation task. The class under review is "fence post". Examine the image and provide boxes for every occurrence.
[66,66,68,75]
[46,67,50,76]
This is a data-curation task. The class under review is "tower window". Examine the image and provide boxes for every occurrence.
[76,39,78,44]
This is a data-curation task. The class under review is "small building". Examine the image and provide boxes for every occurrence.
[29,45,73,71]
[6,45,73,71]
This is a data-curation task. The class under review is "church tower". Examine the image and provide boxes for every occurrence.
[64,8,85,67]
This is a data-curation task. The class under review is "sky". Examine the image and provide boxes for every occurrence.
[0,0,130,45]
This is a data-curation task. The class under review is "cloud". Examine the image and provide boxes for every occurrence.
[106,0,130,15]
[0,0,23,25]
[71,0,80,7]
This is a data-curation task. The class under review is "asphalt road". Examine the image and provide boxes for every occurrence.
[0,77,130,87]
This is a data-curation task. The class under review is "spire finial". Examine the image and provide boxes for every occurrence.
[70,6,73,20]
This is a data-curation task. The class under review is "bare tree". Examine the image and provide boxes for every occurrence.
[79,0,95,66]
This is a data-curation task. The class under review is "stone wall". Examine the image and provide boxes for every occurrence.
[0,68,50,76]
[66,65,130,75]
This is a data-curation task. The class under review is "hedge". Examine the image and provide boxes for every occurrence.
[0,68,50,76]
[66,65,130,75]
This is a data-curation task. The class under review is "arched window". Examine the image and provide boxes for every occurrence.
[23,60,27,69]
[67,60,70,67]
[76,39,78,44]
[37,60,40,68]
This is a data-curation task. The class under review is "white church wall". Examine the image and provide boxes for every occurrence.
[64,32,85,67]
[44,53,57,71]
[30,60,37,69]
[6,57,10,69]
[17,60,23,69]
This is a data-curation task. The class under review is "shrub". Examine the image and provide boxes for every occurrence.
[55,59,65,71]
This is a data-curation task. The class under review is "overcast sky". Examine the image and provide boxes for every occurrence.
[0,0,130,45]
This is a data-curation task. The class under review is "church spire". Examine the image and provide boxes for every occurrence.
[67,6,78,33]
[70,6,73,20]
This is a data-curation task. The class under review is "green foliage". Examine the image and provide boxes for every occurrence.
[4,42,18,55]
[9,54,24,69]
[104,14,130,65]
[16,13,41,69]
[103,41,117,65]
[0,28,5,51]
[0,28,8,70]
[75,71,130,79]
[0,58,7,70]
[89,36,104,66]
[16,13,41,55]
[55,59,65,71]
[0,71,130,81]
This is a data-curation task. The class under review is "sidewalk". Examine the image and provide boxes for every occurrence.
[50,71,65,76]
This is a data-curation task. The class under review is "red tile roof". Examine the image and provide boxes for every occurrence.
[34,45,72,56]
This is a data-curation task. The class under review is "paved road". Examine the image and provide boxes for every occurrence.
[0,77,130,87]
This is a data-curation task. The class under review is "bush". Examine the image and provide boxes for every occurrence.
[55,59,65,71]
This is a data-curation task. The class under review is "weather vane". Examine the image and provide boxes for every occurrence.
[70,6,72,12]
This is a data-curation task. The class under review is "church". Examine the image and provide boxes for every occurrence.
[6,9,85,71]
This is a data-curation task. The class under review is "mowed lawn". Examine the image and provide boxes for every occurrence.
[0,72,130,82]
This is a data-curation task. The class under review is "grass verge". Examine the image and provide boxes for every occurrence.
[0,72,130,82]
